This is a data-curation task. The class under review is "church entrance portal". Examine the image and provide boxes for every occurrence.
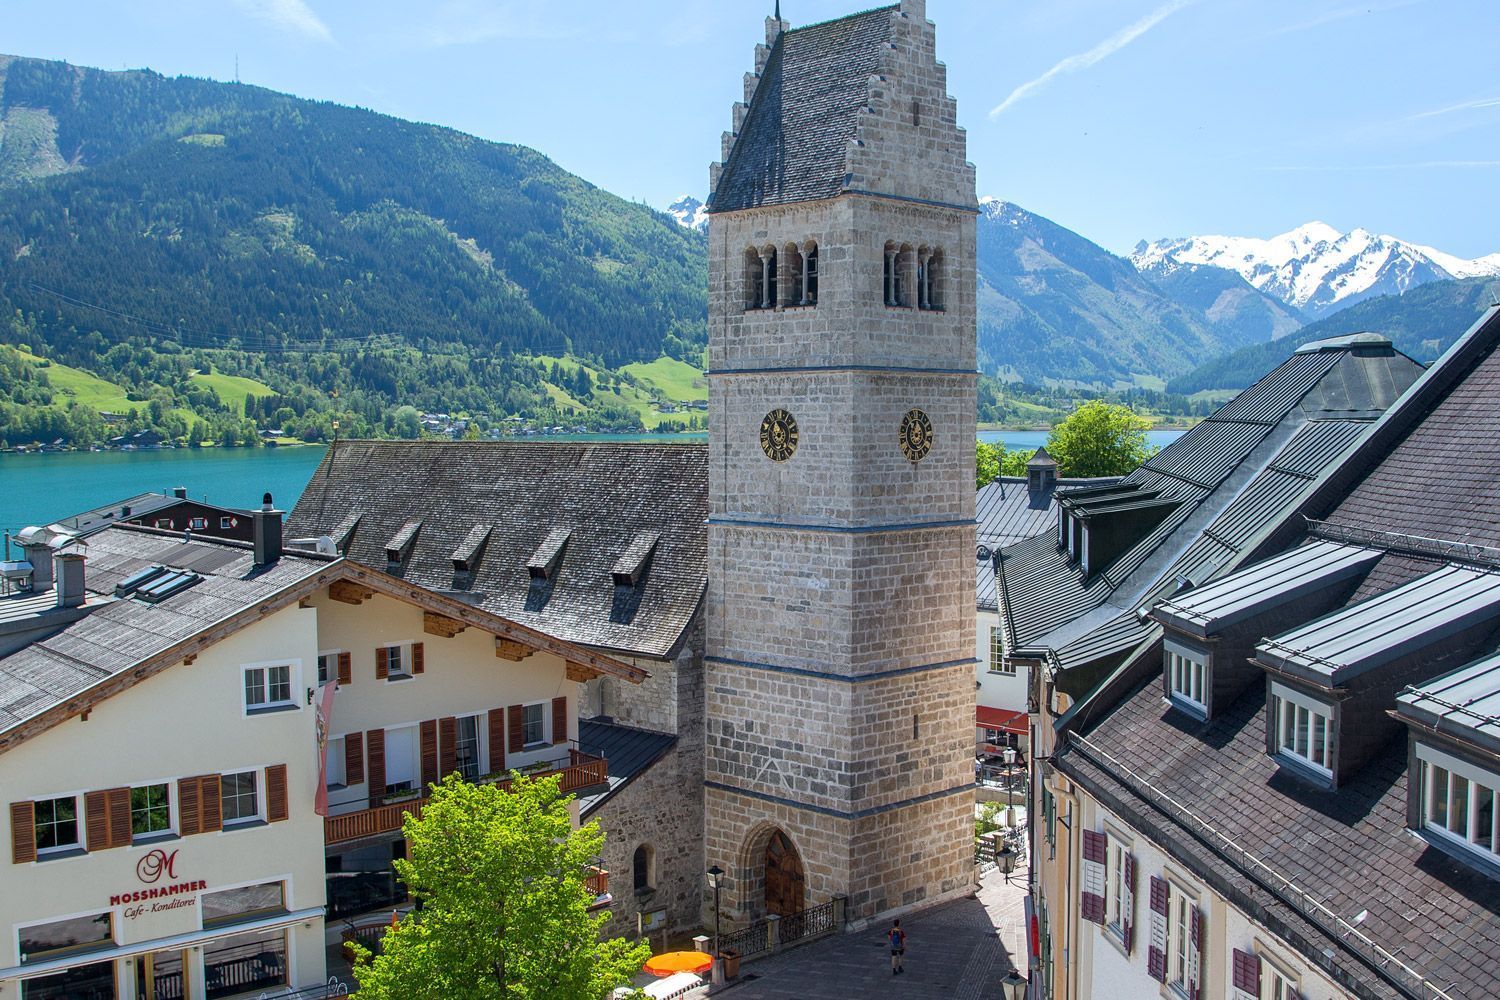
[763,829,805,918]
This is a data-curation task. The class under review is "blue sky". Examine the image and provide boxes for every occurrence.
[7,0,1498,257]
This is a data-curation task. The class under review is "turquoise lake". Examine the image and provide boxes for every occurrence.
[0,429,1182,535]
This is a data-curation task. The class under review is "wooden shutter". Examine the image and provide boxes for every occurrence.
[345,732,365,786]
[1122,852,1136,954]
[366,729,386,805]
[337,651,352,685]
[266,764,289,822]
[178,778,202,837]
[1232,949,1261,1000]
[199,775,222,833]
[1188,904,1203,1000]
[1080,829,1106,923]
[1147,875,1169,982]
[10,802,35,864]
[412,642,425,674]
[85,791,110,852]
[440,717,458,778]
[107,788,132,849]
[551,696,568,745]
[507,705,524,755]
[375,646,389,680]
[420,720,439,788]
[488,709,506,773]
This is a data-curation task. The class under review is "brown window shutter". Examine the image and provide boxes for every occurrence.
[420,720,439,788]
[375,647,389,680]
[366,729,386,805]
[85,791,110,852]
[266,764,289,822]
[488,709,506,773]
[10,802,35,864]
[507,704,524,755]
[551,696,567,746]
[345,732,365,785]
[177,778,202,837]
[439,717,457,778]
[199,775,223,833]
[337,651,352,685]
[412,642,425,674]
[106,788,132,848]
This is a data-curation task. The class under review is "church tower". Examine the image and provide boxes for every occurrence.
[704,0,978,924]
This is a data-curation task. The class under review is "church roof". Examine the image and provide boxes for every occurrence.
[286,441,709,660]
[709,6,897,214]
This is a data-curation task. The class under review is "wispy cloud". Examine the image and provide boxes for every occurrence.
[1260,0,1426,40]
[989,0,1196,119]
[407,1,577,49]
[234,0,332,43]
[1410,96,1500,121]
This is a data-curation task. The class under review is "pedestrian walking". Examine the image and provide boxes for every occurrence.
[889,918,906,975]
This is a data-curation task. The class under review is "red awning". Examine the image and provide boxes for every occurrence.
[977,706,1028,735]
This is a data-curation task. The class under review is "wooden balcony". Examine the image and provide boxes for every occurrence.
[324,750,610,846]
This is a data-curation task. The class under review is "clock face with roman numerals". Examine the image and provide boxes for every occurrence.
[899,408,934,463]
[759,409,799,462]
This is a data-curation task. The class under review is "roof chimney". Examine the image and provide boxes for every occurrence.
[252,492,284,568]
[54,551,86,609]
[16,527,55,590]
[173,486,187,499]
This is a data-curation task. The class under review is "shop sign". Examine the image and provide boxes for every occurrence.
[110,849,207,918]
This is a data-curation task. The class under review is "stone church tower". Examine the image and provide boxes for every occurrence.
[703,0,978,924]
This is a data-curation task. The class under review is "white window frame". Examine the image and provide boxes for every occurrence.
[1269,681,1333,778]
[1261,953,1299,1000]
[988,626,1016,675]
[1164,879,1198,999]
[219,770,260,827]
[219,516,235,530]
[326,737,347,788]
[454,714,485,781]
[383,642,416,681]
[189,517,208,531]
[521,702,548,749]
[1166,648,1207,716]
[33,794,82,857]
[243,659,300,714]
[1416,742,1500,863]
[130,782,174,842]
[316,650,338,686]
[1104,832,1129,944]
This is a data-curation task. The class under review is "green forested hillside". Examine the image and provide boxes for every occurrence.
[0,55,707,446]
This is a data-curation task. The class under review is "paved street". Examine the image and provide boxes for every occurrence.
[699,868,1029,1000]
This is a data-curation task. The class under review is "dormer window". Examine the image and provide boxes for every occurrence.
[1166,649,1207,717]
[1416,744,1499,864]
[1268,681,1333,778]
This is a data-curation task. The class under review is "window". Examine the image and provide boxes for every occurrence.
[131,784,171,839]
[1418,744,1500,863]
[1270,682,1333,777]
[18,912,112,963]
[454,715,482,782]
[33,796,79,854]
[1104,836,1133,945]
[522,703,546,747]
[1167,650,1207,715]
[989,626,1015,675]
[317,653,334,685]
[804,246,819,304]
[154,518,173,529]
[1262,959,1298,1000]
[244,663,293,711]
[202,881,286,928]
[220,516,234,530]
[326,737,346,788]
[190,517,208,530]
[1165,882,1200,997]
[384,644,409,679]
[633,843,656,894]
[884,245,908,306]
[203,927,287,997]
[920,251,942,310]
[20,962,115,999]
[221,771,259,826]
[746,247,777,309]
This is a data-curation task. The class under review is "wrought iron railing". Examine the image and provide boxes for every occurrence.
[718,920,772,960]
[777,896,842,946]
[253,979,350,999]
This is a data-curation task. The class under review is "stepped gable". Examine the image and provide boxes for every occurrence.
[709,6,896,213]
[287,441,709,659]
[997,335,1423,695]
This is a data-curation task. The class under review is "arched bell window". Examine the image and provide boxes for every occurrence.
[633,843,656,894]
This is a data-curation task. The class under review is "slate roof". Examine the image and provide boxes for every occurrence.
[997,338,1423,692]
[975,474,1117,612]
[709,6,896,213]
[0,527,328,736]
[287,441,709,660]
[576,718,679,818]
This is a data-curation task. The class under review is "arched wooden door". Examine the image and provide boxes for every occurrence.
[763,829,805,918]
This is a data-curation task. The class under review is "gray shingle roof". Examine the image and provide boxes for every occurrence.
[287,441,709,660]
[709,7,896,213]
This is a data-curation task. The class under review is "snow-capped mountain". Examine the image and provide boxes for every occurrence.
[1131,223,1500,318]
[666,195,708,232]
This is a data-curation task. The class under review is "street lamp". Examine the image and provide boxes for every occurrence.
[1002,746,1018,823]
[1000,968,1028,1000]
[995,844,1018,884]
[706,865,724,956]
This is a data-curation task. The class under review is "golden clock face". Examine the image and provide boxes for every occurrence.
[899,408,934,462]
[759,409,799,462]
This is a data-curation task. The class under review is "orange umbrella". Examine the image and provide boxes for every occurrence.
[643,951,714,977]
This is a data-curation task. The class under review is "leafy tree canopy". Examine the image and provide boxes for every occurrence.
[352,773,649,1000]
[975,440,1041,489]
[1045,401,1156,477]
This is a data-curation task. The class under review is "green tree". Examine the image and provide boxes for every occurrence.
[1046,400,1156,477]
[999,448,1032,478]
[352,773,649,1000]
[976,440,1000,489]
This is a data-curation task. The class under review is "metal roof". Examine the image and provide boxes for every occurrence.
[1054,612,1156,673]
[1154,540,1382,637]
[1397,652,1500,758]
[576,718,678,817]
[976,475,1118,612]
[1256,564,1500,684]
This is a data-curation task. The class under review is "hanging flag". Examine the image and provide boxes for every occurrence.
[314,680,339,816]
